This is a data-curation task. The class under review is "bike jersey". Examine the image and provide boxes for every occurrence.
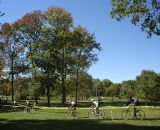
[92,100,99,107]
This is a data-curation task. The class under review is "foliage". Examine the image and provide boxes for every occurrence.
[0,55,5,77]
[120,80,136,98]
[136,70,160,102]
[107,83,121,101]
[0,7,101,105]
[0,22,24,101]
[0,78,11,96]
[110,0,160,37]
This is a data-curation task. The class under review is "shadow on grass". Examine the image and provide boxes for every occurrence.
[0,119,159,130]
[0,105,25,113]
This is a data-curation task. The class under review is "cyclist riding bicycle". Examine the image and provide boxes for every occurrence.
[91,99,99,115]
[12,100,17,111]
[25,100,30,112]
[69,100,77,110]
[126,96,139,117]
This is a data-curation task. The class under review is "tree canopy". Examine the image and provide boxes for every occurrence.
[110,0,160,37]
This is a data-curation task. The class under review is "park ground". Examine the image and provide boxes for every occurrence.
[0,99,160,130]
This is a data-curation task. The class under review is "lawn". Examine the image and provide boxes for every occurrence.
[0,105,160,130]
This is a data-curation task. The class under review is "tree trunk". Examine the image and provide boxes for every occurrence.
[75,67,79,103]
[11,54,14,102]
[46,73,51,106]
[145,96,148,106]
[34,94,38,104]
[111,96,114,103]
[46,86,50,106]
[61,47,66,104]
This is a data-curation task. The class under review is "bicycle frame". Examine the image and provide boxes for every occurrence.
[122,106,145,120]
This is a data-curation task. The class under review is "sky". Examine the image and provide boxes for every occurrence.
[1,0,160,83]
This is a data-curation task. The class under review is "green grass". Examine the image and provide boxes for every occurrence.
[0,105,160,130]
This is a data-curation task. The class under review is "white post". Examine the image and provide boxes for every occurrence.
[110,105,113,120]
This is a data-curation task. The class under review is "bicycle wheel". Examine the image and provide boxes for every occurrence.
[24,107,30,113]
[88,110,95,119]
[73,111,79,119]
[136,110,145,120]
[67,110,72,119]
[67,110,78,119]
[97,110,105,119]
[122,110,131,120]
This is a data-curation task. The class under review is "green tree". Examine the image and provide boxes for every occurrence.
[102,79,113,95]
[30,35,60,106]
[136,70,160,104]
[92,79,101,96]
[14,77,30,100]
[120,80,136,98]
[110,0,160,37]
[76,71,93,100]
[0,79,11,99]
[44,7,73,104]
[107,83,121,102]
[71,26,101,102]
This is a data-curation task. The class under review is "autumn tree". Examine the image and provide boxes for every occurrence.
[110,0,160,37]
[14,11,44,102]
[0,23,23,102]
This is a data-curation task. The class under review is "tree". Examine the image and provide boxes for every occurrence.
[92,79,101,96]
[0,79,11,99]
[102,79,113,95]
[107,83,121,102]
[14,11,44,102]
[44,7,73,104]
[71,26,101,102]
[110,0,160,37]
[75,71,93,100]
[136,70,160,104]
[30,35,60,106]
[120,80,136,98]
[0,55,5,77]
[0,23,23,102]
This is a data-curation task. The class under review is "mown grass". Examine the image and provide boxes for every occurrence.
[0,105,160,130]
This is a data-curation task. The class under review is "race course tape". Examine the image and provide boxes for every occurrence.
[39,106,160,110]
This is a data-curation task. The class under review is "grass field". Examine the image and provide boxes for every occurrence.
[0,105,160,130]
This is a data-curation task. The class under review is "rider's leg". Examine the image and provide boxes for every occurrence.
[133,107,136,117]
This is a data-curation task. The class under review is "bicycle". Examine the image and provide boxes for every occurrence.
[122,106,145,120]
[24,106,31,113]
[88,107,105,119]
[67,107,79,119]
[11,105,16,112]
[31,104,39,111]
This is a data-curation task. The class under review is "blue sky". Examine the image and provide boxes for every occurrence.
[1,0,160,83]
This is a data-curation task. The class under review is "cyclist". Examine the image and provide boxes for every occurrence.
[126,96,139,117]
[32,101,38,110]
[25,100,30,112]
[67,100,77,117]
[12,100,17,111]
[91,99,99,115]
[69,100,77,110]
